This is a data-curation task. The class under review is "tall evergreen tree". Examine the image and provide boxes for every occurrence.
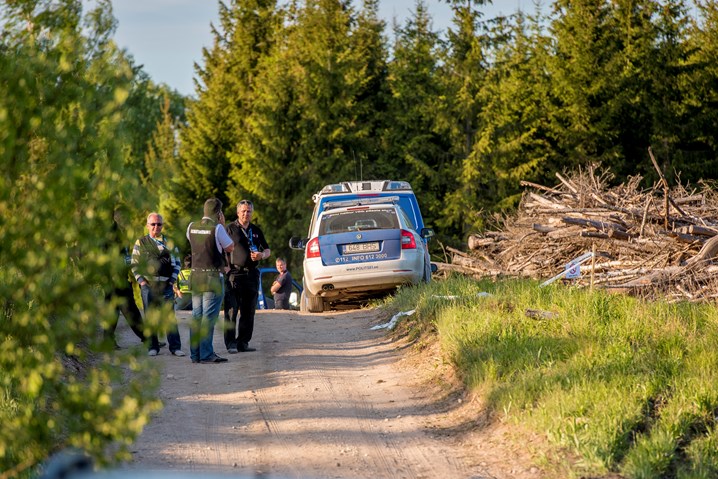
[382,1,452,238]
[461,10,556,227]
[681,0,718,179]
[439,1,494,237]
[650,0,714,182]
[177,0,279,223]
[230,0,389,263]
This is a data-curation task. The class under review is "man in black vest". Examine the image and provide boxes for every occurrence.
[131,212,183,357]
[187,198,235,363]
[224,199,270,353]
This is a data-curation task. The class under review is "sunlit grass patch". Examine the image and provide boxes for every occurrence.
[384,274,718,478]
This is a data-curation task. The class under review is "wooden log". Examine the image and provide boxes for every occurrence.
[687,225,718,237]
[606,229,633,241]
[685,235,718,267]
[555,172,579,194]
[532,223,558,234]
[563,216,627,232]
[581,231,610,239]
[674,194,704,205]
[467,235,496,250]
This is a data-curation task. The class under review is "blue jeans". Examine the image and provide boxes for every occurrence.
[190,281,224,361]
[140,282,181,352]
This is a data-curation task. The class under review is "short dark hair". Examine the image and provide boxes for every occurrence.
[204,198,223,218]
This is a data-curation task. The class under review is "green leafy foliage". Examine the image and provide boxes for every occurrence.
[0,1,160,474]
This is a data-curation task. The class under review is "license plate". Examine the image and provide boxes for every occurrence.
[343,242,380,254]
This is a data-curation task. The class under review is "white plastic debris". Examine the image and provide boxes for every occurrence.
[370,309,416,330]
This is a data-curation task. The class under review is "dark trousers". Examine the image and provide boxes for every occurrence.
[104,282,145,344]
[141,281,181,352]
[223,270,258,350]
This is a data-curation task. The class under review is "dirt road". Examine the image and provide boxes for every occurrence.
[120,308,544,479]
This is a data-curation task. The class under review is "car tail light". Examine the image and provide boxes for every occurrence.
[401,230,416,249]
[306,237,321,258]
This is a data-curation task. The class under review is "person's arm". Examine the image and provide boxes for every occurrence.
[255,227,270,261]
[169,246,181,286]
[217,224,234,253]
[270,275,282,294]
[131,238,146,286]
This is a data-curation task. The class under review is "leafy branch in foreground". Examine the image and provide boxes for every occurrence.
[0,1,161,474]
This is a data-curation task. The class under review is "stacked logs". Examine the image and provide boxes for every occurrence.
[447,159,718,302]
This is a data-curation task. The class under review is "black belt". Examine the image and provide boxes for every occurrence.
[231,266,254,274]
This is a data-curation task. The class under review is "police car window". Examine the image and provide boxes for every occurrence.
[397,207,414,230]
[319,209,399,235]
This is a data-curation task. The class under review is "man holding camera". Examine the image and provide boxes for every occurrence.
[223,199,270,354]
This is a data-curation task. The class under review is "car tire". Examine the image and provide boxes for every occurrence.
[303,290,324,313]
[300,290,308,313]
[422,258,432,283]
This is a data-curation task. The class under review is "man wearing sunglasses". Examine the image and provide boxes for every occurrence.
[131,212,184,357]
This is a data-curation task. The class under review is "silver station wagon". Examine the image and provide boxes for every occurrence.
[291,195,434,313]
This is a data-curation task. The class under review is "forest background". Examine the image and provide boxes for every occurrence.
[4,0,718,475]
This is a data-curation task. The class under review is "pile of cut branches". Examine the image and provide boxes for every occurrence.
[445,152,718,302]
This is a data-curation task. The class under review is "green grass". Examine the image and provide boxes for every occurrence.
[384,275,718,478]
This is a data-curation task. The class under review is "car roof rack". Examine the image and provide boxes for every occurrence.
[313,180,413,201]
[322,196,400,211]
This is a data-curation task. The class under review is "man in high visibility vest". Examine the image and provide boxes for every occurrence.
[174,255,192,311]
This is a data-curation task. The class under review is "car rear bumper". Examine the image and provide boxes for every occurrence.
[303,255,423,299]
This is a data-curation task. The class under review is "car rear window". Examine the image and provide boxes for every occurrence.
[319,208,400,235]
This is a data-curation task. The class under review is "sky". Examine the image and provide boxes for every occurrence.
[112,0,526,98]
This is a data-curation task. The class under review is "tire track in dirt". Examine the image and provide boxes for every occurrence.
[122,309,494,478]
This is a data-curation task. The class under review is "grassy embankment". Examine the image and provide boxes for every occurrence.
[384,275,718,479]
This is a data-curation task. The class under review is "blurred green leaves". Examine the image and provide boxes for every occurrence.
[0,1,161,474]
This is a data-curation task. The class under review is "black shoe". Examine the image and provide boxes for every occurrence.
[191,358,200,364]
[239,344,256,352]
[158,341,167,348]
[200,354,228,364]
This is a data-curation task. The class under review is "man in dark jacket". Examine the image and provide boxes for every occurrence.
[224,199,270,353]
[187,198,234,363]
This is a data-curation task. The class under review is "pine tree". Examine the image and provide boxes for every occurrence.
[680,0,718,180]
[177,0,279,222]
[382,1,452,237]
[462,10,556,225]
[230,0,389,262]
[439,1,494,237]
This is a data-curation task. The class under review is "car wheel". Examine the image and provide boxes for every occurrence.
[300,290,308,313]
[422,259,432,283]
[304,290,324,313]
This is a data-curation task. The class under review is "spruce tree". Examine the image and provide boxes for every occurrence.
[462,11,556,225]
[177,0,279,222]
[230,0,389,262]
[382,1,452,237]
[439,1,492,237]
